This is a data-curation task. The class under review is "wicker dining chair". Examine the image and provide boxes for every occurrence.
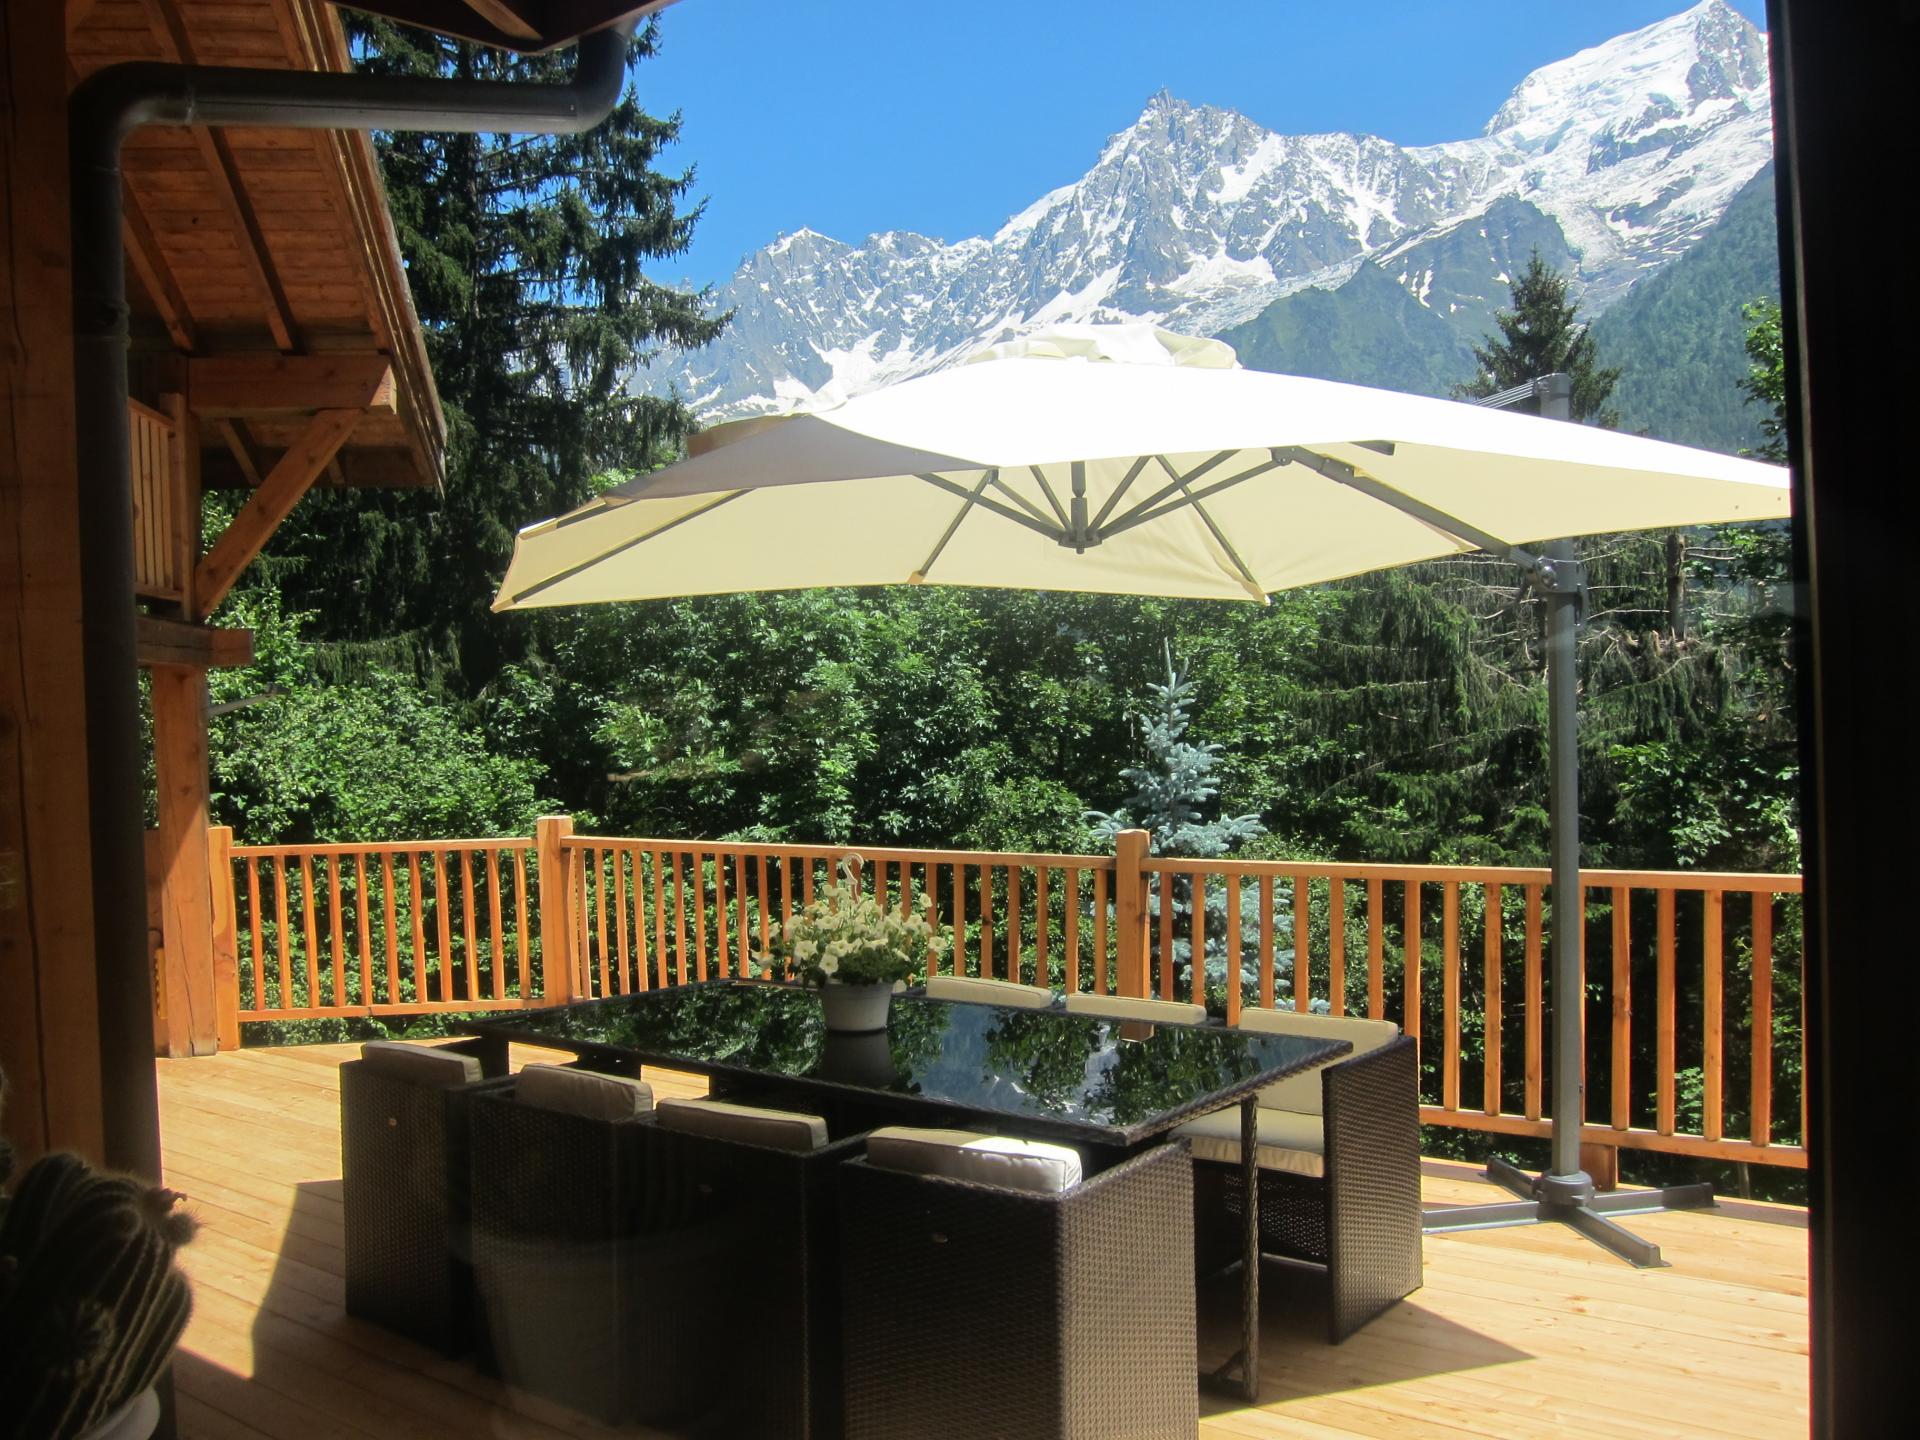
[339,1037,508,1355]
[1179,1011,1422,1343]
[466,1064,681,1425]
[640,1097,867,1439]
[839,1131,1197,1440]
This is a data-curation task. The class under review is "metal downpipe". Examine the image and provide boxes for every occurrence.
[68,23,632,1179]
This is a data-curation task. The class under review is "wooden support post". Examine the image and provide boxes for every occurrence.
[0,0,108,1165]
[208,826,238,1050]
[150,667,218,1056]
[1113,828,1150,999]
[535,815,576,1005]
[1580,1141,1620,1192]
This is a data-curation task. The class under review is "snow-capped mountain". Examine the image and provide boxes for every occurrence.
[650,1,1772,420]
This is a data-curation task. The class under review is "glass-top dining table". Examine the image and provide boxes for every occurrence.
[462,980,1349,1400]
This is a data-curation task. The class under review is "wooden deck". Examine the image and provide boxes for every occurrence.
[156,1044,1809,1440]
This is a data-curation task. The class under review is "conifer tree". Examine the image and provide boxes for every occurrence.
[1088,647,1269,1003]
[251,17,726,690]
[1454,250,1622,427]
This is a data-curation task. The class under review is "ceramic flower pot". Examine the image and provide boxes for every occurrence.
[818,978,892,1033]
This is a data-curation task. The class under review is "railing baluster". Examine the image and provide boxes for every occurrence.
[486,848,505,1004]
[1525,883,1543,1122]
[1752,890,1774,1147]
[1611,886,1631,1131]
[407,852,426,1006]
[1063,866,1081,996]
[654,848,671,988]
[274,856,291,1010]
[1292,874,1309,1011]
[1367,877,1383,1020]
[1403,880,1422,1068]
[356,852,374,1006]
[714,849,732,980]
[1328,877,1345,1016]
[300,854,319,1006]
[460,849,479,1003]
[692,851,709,983]
[1484,882,1502,1116]
[1035,865,1050,989]
[328,855,346,1009]
[1092,868,1109,995]
[433,851,454,1003]
[1190,873,1206,1008]
[512,847,530,1002]
[245,856,264,1012]
[674,849,690,985]
[1225,872,1242,1026]
[1009,864,1024,985]
[1259,875,1274,1010]
[1442,881,1459,1112]
[613,846,631,993]
[1704,889,1724,1142]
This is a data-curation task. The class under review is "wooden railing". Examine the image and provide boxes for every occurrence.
[129,398,186,604]
[213,830,545,1046]
[212,820,1805,1169]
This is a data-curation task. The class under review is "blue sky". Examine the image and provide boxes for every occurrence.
[638,1,1770,291]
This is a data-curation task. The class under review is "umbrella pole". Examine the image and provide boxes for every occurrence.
[1422,376,1714,1265]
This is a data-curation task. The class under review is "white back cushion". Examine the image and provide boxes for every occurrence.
[515,1064,653,1121]
[1063,993,1207,1026]
[926,974,1054,1009]
[1235,1008,1398,1114]
[866,1126,1083,1194]
[656,1098,829,1152]
[359,1040,482,1088]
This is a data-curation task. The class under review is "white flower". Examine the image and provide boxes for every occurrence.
[819,955,839,976]
[795,938,817,961]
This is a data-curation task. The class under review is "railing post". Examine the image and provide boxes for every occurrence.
[1114,828,1151,998]
[208,825,239,1050]
[535,815,576,1006]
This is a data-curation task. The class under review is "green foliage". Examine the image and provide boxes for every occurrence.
[258,17,723,687]
[1739,296,1788,462]
[1453,249,1622,426]
[209,589,544,841]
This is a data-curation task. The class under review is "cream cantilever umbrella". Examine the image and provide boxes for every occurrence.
[494,327,1789,1359]
[494,325,1785,612]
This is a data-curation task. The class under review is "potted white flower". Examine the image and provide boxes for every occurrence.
[765,855,945,1032]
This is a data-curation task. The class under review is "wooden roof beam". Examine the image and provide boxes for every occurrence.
[461,2,543,44]
[215,420,265,487]
[135,0,299,352]
[188,354,395,417]
[121,183,196,353]
[194,408,363,619]
[136,615,254,671]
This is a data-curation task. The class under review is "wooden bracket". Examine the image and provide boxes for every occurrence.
[193,407,362,618]
[187,355,394,417]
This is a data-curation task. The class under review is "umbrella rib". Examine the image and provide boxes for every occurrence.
[911,470,997,582]
[987,471,1067,531]
[1101,456,1285,539]
[915,472,1067,542]
[1088,455,1155,532]
[1101,452,1237,534]
[1028,466,1072,530]
[1180,481,1267,601]
[503,490,750,606]
[1275,446,1525,562]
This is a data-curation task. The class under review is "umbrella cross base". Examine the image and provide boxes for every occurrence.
[1421,1156,1715,1268]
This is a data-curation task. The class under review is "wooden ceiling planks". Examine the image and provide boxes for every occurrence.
[67,0,446,489]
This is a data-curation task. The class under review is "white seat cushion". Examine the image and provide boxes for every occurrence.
[515,1064,653,1121]
[926,974,1054,1009]
[1173,1107,1326,1178]
[656,1098,829,1152]
[866,1126,1083,1194]
[1236,1008,1398,1114]
[358,1040,482,1088]
[1063,992,1207,1026]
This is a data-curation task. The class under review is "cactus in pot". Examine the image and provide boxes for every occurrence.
[0,1067,196,1440]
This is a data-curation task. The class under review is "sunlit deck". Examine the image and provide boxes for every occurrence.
[158,1044,1809,1440]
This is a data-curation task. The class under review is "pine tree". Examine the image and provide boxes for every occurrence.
[1088,646,1268,1005]
[250,17,727,691]
[1454,250,1622,427]
[1738,298,1788,462]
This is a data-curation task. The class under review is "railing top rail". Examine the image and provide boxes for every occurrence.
[229,837,534,858]
[1143,855,1801,891]
[563,836,1118,869]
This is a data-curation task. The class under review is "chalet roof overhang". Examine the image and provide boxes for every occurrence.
[352,1,679,52]
[67,0,458,491]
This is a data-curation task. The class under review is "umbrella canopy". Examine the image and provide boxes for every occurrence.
[493,325,1788,612]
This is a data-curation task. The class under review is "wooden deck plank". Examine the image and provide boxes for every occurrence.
[156,1045,1808,1440]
